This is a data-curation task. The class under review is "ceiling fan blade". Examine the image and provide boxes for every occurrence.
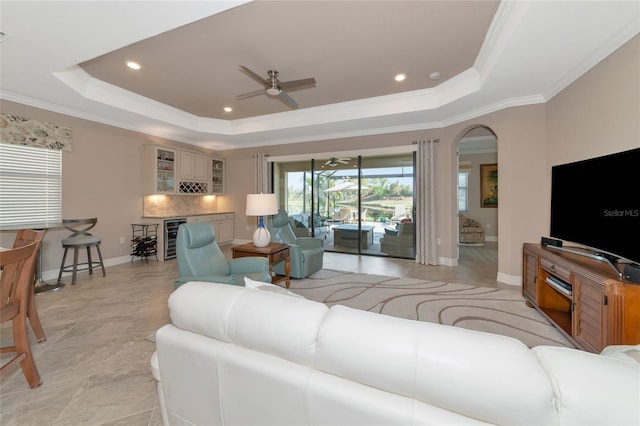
[236,89,265,100]
[280,78,316,91]
[277,90,298,109]
[239,65,267,85]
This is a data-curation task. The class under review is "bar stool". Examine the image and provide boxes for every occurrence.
[57,218,106,285]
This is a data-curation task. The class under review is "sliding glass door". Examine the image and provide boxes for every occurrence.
[273,153,415,258]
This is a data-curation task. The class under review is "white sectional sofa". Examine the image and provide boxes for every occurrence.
[151,282,640,426]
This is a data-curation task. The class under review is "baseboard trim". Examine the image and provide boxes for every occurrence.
[42,255,132,282]
[497,272,521,286]
[438,256,458,266]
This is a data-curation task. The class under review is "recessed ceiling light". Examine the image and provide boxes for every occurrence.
[394,73,406,82]
[223,107,233,113]
[430,71,440,81]
[125,60,141,70]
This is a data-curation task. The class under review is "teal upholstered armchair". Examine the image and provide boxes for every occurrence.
[267,209,324,279]
[174,222,271,289]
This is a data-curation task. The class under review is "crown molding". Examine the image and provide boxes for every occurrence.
[542,18,640,101]
[474,0,526,82]
[2,87,547,152]
[0,89,199,146]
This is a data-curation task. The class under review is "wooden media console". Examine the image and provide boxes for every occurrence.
[523,243,640,353]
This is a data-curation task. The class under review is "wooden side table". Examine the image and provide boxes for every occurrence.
[231,242,291,288]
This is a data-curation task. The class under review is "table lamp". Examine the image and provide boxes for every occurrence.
[246,193,278,247]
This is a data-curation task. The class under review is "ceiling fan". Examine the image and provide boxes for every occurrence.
[325,157,351,167]
[236,65,316,109]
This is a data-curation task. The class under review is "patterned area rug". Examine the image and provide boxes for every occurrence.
[289,269,573,349]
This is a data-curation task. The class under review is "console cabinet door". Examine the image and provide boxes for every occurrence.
[522,250,538,303]
[573,273,607,353]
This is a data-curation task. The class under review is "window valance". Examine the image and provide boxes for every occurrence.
[0,114,72,151]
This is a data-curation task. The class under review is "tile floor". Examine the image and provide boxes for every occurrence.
[0,244,500,425]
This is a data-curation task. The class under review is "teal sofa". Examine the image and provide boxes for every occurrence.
[174,222,271,288]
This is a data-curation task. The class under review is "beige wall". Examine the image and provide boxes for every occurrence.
[547,34,640,166]
[223,107,549,283]
[2,34,637,284]
[0,101,223,278]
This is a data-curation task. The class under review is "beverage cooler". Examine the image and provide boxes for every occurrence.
[164,218,186,260]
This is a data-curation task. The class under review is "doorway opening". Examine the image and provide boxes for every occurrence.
[457,126,498,271]
[273,152,415,258]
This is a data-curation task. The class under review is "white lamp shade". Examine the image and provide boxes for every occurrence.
[246,193,278,216]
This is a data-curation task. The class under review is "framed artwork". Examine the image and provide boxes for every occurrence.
[480,163,498,208]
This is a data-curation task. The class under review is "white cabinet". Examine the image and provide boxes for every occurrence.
[212,214,234,244]
[178,151,209,194]
[210,158,225,194]
[179,151,208,181]
[143,145,176,194]
[144,145,225,195]
[186,213,234,245]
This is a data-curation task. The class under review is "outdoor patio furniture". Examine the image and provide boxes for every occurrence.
[391,205,408,222]
[380,221,415,258]
[333,224,375,249]
[331,208,351,223]
[288,212,329,239]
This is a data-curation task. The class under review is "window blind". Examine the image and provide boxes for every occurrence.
[0,143,62,226]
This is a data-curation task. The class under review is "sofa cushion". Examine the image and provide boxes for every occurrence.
[315,305,557,426]
[533,346,640,425]
[169,281,328,366]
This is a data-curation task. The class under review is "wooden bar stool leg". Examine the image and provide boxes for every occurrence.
[27,275,46,342]
[13,314,42,388]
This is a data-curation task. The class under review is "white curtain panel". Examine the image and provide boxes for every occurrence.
[416,139,439,265]
[254,153,270,193]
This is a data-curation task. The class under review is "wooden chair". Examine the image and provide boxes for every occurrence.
[12,229,47,342]
[57,218,106,285]
[0,243,43,388]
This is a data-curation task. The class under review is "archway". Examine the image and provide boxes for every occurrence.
[455,126,498,273]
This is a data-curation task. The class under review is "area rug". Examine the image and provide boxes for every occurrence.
[288,269,573,349]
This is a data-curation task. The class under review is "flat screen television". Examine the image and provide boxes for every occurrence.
[550,147,640,266]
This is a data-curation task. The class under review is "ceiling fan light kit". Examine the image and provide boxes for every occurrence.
[237,65,316,110]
